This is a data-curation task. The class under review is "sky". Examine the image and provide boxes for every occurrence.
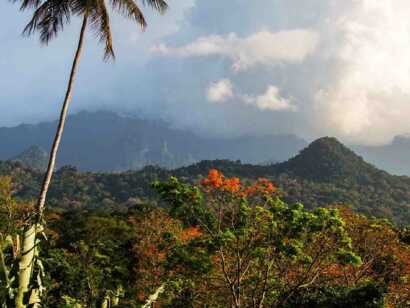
[1,0,410,145]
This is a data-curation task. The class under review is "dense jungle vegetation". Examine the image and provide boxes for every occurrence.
[1,138,410,307]
[0,169,409,307]
[2,137,410,225]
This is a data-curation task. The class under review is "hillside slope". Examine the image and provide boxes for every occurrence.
[2,137,410,224]
[11,145,49,171]
[277,137,388,183]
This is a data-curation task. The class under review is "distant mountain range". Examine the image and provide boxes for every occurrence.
[2,136,410,225]
[353,136,410,176]
[0,111,307,171]
[2,110,410,175]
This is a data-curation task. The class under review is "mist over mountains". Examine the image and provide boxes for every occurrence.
[353,137,410,176]
[1,113,410,223]
[0,111,306,171]
[2,110,410,175]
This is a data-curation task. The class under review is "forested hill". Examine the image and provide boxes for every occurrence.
[2,137,410,224]
[276,137,390,183]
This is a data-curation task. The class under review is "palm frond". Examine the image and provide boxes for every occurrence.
[89,0,115,61]
[110,0,147,29]
[18,0,43,10]
[70,0,87,17]
[19,0,168,58]
[23,0,71,44]
[141,0,167,14]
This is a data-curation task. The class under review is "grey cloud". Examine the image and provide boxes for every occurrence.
[2,0,410,145]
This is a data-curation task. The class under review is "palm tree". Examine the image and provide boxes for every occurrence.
[14,0,167,306]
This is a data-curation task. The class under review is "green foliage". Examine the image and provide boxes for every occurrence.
[0,172,409,306]
[154,176,362,307]
[3,135,410,226]
[284,283,387,308]
[43,213,132,306]
[152,177,212,227]
[336,249,363,267]
[11,145,48,172]
[0,176,45,307]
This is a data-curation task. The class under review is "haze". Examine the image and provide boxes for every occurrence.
[1,0,410,145]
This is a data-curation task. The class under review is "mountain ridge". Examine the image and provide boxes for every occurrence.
[4,111,410,175]
[354,136,410,176]
[2,136,410,225]
[0,111,307,171]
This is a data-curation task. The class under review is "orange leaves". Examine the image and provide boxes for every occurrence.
[201,169,240,193]
[201,169,277,197]
[335,207,410,305]
[181,226,202,242]
[257,178,277,193]
[242,178,277,197]
[208,169,220,180]
[321,263,345,279]
[223,177,241,193]
[201,169,225,189]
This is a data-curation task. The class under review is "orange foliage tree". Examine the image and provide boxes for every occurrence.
[154,170,362,307]
[335,208,410,307]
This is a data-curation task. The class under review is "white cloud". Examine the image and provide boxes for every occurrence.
[241,86,296,112]
[151,30,319,71]
[149,0,410,145]
[207,79,295,112]
[207,79,234,102]
[9,0,410,145]
[312,0,410,144]
[252,86,296,111]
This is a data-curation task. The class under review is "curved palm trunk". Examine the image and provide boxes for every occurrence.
[15,14,89,308]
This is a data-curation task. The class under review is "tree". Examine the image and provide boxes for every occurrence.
[154,170,362,307]
[12,0,168,305]
[0,177,35,307]
[336,208,410,307]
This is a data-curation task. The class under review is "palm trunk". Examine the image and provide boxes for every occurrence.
[15,14,89,308]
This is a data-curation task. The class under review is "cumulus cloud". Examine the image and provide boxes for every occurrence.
[207,79,234,102]
[151,30,319,71]
[6,0,410,146]
[148,0,410,145]
[244,86,296,112]
[207,79,295,112]
[312,0,410,144]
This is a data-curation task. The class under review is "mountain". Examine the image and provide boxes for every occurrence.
[6,110,410,175]
[354,136,410,176]
[10,145,48,171]
[277,137,387,183]
[177,137,387,183]
[2,137,410,225]
[0,111,307,171]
